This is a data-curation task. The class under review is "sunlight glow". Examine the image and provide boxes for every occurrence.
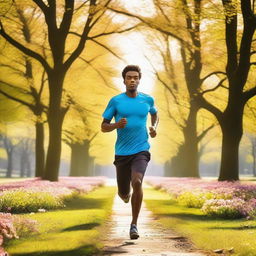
[112,32,158,94]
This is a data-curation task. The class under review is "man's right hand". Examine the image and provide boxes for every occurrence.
[116,118,127,128]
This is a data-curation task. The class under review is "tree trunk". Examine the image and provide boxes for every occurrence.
[35,121,45,177]
[6,150,13,178]
[170,104,199,177]
[69,141,90,176]
[43,113,63,181]
[43,75,65,181]
[43,71,68,181]
[251,138,256,177]
[20,150,26,177]
[218,109,243,181]
[26,153,32,177]
[88,157,95,176]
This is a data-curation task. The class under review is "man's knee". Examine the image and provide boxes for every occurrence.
[131,178,142,191]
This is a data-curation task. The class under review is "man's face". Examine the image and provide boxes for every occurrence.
[124,71,140,93]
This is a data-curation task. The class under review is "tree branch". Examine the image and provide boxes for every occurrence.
[152,69,186,127]
[0,88,33,109]
[222,0,238,77]
[78,55,118,92]
[0,22,51,73]
[0,63,24,76]
[89,131,98,143]
[89,24,141,39]
[197,124,215,143]
[89,38,123,60]
[74,0,90,14]
[236,0,256,86]
[153,0,171,23]
[0,79,30,95]
[243,86,256,103]
[197,95,223,124]
[32,0,48,15]
[200,71,227,84]
[63,0,96,71]
[202,77,227,95]
[39,69,47,98]
[88,0,112,29]
[59,0,74,35]
[107,7,191,48]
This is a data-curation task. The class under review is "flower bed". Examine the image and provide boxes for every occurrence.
[0,176,106,214]
[0,176,106,254]
[145,177,256,219]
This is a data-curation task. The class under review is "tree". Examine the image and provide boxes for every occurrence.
[0,129,20,178]
[0,3,47,176]
[197,0,256,180]
[17,137,34,177]
[251,136,256,176]
[63,101,98,176]
[110,0,224,177]
[0,0,135,181]
[144,31,216,176]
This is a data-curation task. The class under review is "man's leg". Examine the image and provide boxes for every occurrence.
[131,171,144,225]
[114,156,132,203]
[129,151,150,239]
[130,151,150,225]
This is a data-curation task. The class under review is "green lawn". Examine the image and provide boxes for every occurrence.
[144,188,256,256]
[5,186,116,256]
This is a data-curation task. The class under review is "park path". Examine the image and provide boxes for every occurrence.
[101,181,207,256]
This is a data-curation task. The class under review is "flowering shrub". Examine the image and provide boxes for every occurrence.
[12,216,38,237]
[0,213,17,255]
[0,213,17,242]
[146,177,256,219]
[177,191,213,208]
[0,190,64,213]
[0,213,39,255]
[0,177,106,214]
[202,198,249,218]
[0,177,106,255]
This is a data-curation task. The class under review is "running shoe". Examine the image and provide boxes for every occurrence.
[119,193,131,203]
[130,224,139,239]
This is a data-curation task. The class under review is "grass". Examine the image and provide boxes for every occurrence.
[5,186,116,256]
[144,187,256,256]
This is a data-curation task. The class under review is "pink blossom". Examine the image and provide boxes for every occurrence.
[145,177,256,218]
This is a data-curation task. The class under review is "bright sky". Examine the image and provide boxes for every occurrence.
[111,0,157,94]
[113,32,156,94]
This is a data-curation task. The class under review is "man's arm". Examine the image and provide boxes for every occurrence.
[149,113,159,138]
[101,118,127,133]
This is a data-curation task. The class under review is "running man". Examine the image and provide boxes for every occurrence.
[101,65,158,239]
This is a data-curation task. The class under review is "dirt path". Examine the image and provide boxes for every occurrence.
[101,193,207,256]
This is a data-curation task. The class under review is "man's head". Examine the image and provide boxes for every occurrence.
[122,65,141,93]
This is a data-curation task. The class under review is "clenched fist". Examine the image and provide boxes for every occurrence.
[116,118,127,129]
[149,126,157,138]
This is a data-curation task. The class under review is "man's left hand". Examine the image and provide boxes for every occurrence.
[149,126,157,138]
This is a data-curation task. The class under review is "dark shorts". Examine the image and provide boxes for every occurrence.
[113,151,151,196]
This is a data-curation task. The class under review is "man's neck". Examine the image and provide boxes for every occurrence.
[126,91,138,98]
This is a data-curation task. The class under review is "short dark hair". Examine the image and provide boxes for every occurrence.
[122,65,142,79]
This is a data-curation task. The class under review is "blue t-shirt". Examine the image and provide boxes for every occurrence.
[102,92,157,156]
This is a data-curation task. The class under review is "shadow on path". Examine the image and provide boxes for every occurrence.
[101,241,136,255]
[9,245,98,256]
[62,222,100,232]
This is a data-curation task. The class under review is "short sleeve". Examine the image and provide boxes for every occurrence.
[149,96,157,115]
[102,97,116,120]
